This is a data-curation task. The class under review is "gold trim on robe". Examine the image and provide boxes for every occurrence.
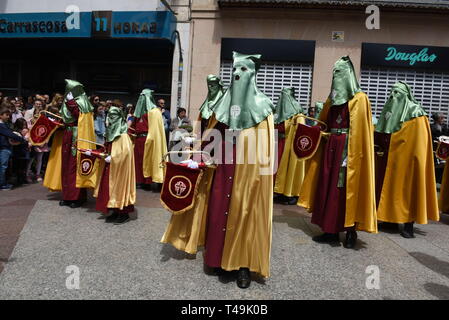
[378,117,439,224]
[298,92,377,233]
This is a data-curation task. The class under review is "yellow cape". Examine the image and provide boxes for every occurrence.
[298,92,377,233]
[160,116,218,254]
[43,129,63,191]
[274,114,306,197]
[143,108,167,183]
[377,117,439,224]
[76,112,100,189]
[94,133,136,209]
[221,114,274,278]
[440,161,449,212]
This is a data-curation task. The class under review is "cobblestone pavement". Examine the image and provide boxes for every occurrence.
[0,184,449,299]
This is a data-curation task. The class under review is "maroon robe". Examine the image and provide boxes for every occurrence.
[204,122,236,267]
[311,104,350,234]
[61,101,86,202]
[374,132,391,208]
[133,113,152,185]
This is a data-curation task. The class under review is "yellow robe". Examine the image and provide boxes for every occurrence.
[143,108,167,183]
[94,133,136,209]
[43,129,63,191]
[298,92,377,233]
[377,117,439,224]
[76,112,99,189]
[274,115,306,197]
[439,161,449,213]
[160,117,218,254]
[221,115,274,278]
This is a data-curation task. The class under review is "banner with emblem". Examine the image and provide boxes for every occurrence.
[436,141,449,160]
[293,123,322,160]
[160,162,204,215]
[30,114,63,146]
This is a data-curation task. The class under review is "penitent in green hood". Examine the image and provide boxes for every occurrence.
[211,51,275,130]
[329,56,362,106]
[105,106,129,142]
[134,89,157,119]
[274,87,304,125]
[61,79,94,124]
[199,74,225,120]
[375,81,427,134]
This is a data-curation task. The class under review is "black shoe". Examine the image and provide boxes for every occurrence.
[236,268,251,289]
[152,183,162,193]
[105,212,119,223]
[273,193,283,204]
[214,267,225,276]
[69,200,84,209]
[59,200,71,207]
[114,213,130,225]
[343,230,358,249]
[312,233,339,243]
[400,222,415,238]
[283,196,298,205]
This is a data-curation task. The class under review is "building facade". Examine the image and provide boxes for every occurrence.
[0,0,193,119]
[187,0,449,121]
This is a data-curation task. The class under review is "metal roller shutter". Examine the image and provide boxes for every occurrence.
[220,60,313,108]
[361,67,449,122]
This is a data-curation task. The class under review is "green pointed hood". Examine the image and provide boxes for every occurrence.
[211,51,275,130]
[61,79,93,124]
[105,106,128,142]
[199,75,225,120]
[274,87,303,124]
[375,81,427,134]
[134,89,157,118]
[330,56,362,106]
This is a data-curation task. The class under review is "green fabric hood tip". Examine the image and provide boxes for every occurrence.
[199,74,226,120]
[105,106,129,142]
[134,88,157,119]
[61,79,94,123]
[375,81,427,134]
[274,87,304,125]
[210,51,275,130]
[330,56,362,106]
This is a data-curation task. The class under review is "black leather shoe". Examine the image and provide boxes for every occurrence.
[114,213,130,225]
[105,212,119,223]
[236,268,251,289]
[214,267,225,276]
[283,196,298,205]
[312,233,339,243]
[400,222,415,238]
[69,201,84,209]
[59,200,71,207]
[343,230,358,249]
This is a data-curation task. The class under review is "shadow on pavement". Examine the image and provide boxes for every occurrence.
[159,243,198,262]
[409,252,449,280]
[423,283,449,299]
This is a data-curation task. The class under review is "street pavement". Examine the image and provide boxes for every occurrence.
[0,183,449,299]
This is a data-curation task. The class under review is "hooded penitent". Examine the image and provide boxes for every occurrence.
[315,101,324,119]
[161,51,275,278]
[63,79,98,189]
[134,89,157,119]
[274,87,306,197]
[142,93,167,183]
[94,106,136,210]
[375,82,438,224]
[298,56,377,233]
[199,75,225,121]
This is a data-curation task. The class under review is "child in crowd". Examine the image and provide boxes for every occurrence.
[12,118,31,185]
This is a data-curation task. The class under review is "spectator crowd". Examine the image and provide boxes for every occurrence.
[0,90,190,191]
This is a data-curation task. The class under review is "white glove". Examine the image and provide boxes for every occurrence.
[85,150,92,156]
[66,92,74,100]
[183,137,196,144]
[181,159,199,169]
[105,155,112,163]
